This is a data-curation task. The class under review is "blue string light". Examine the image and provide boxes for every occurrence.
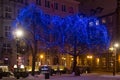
[15,4,110,52]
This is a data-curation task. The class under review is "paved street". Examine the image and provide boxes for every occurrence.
[1,73,120,80]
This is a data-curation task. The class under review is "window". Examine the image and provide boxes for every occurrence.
[5,6,12,19]
[108,16,113,23]
[5,32,11,37]
[102,18,106,24]
[9,0,15,1]
[62,5,66,12]
[2,43,12,54]
[45,0,50,8]
[102,58,106,67]
[3,43,11,48]
[16,0,23,3]
[36,0,41,5]
[90,9,96,15]
[4,57,9,65]
[4,26,11,38]
[5,13,11,19]
[54,2,58,10]
[68,7,74,13]
[5,7,12,12]
[5,26,11,31]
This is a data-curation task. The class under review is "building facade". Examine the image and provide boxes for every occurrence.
[0,0,79,70]
[77,0,120,72]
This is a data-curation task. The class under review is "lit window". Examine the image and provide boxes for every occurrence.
[102,18,106,24]
[4,57,9,65]
[96,20,99,25]
[89,22,94,26]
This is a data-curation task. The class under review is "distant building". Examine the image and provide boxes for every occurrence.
[79,0,117,41]
[77,0,120,72]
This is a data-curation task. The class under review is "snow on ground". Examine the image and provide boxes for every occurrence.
[1,73,120,80]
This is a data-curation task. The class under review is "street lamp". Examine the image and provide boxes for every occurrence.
[109,43,119,76]
[40,55,43,65]
[113,43,119,76]
[14,29,23,72]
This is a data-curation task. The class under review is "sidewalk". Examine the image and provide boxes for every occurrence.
[1,72,120,80]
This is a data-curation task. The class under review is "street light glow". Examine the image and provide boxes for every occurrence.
[109,47,114,51]
[40,55,43,59]
[15,29,23,38]
[111,43,119,76]
[114,43,119,48]
[87,55,93,59]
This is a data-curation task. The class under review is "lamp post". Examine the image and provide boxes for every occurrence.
[109,43,119,76]
[113,43,119,76]
[40,55,43,65]
[14,29,23,72]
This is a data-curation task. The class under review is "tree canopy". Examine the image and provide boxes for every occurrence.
[15,4,110,52]
[14,4,110,75]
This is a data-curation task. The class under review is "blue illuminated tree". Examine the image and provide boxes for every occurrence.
[51,14,110,73]
[15,4,110,76]
[86,17,110,50]
[16,4,50,76]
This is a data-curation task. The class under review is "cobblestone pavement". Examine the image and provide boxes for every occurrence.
[1,73,120,80]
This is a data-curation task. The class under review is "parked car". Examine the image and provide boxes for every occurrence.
[0,65,14,79]
[13,65,29,79]
[39,65,67,75]
[39,65,53,75]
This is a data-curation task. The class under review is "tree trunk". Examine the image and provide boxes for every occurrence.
[73,55,77,72]
[32,24,37,76]
[32,39,37,76]
[72,36,77,73]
